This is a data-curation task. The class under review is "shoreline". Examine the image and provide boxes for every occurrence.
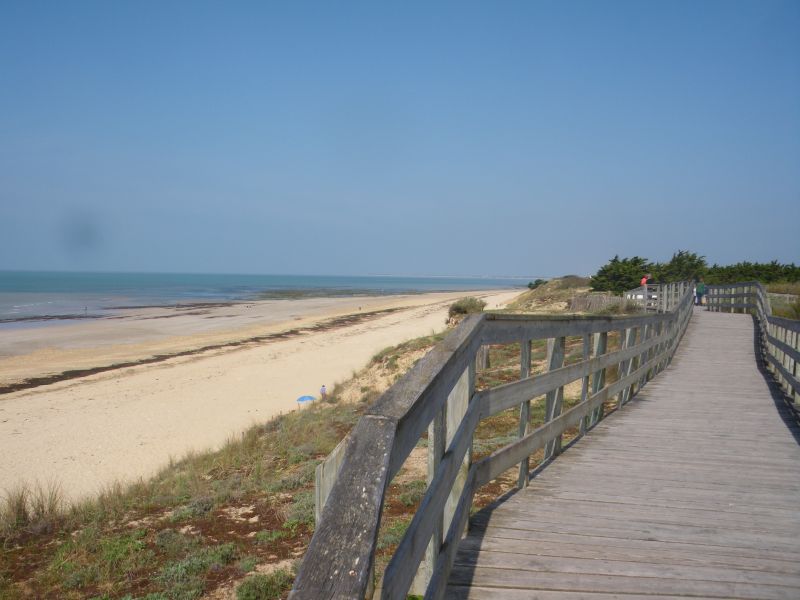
[0,306,403,395]
[0,291,518,386]
[0,289,519,500]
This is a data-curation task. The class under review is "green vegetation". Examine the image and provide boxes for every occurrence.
[771,296,800,320]
[591,251,800,294]
[236,569,294,600]
[767,282,800,296]
[527,278,547,289]
[506,276,591,312]
[592,300,643,316]
[397,480,427,507]
[377,517,413,550]
[0,400,363,598]
[706,261,800,285]
[448,296,487,319]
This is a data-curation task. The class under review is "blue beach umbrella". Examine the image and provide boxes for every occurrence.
[296,395,316,405]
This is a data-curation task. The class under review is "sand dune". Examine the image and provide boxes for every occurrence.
[0,289,518,500]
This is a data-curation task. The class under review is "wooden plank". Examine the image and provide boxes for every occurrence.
[462,524,799,564]
[446,586,722,600]
[453,550,800,587]
[481,311,674,345]
[457,535,800,575]
[448,565,799,600]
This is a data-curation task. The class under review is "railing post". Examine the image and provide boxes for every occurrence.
[544,336,566,459]
[445,364,473,535]
[476,345,490,371]
[793,328,800,406]
[411,399,446,594]
[589,332,608,427]
[517,339,532,488]
[617,327,635,408]
[411,362,473,595]
[636,324,651,391]
[579,334,591,434]
[780,325,789,391]
[767,320,776,377]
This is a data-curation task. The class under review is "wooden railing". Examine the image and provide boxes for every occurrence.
[707,282,800,404]
[624,282,690,313]
[290,284,695,600]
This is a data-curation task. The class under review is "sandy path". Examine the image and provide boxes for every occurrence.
[0,290,519,501]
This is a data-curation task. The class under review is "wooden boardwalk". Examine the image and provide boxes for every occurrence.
[447,308,800,600]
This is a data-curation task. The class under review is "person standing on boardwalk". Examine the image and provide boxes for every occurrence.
[640,274,651,287]
[695,278,706,306]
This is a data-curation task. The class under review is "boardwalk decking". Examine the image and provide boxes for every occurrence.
[447,308,800,599]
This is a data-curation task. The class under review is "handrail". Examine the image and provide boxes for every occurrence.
[707,282,799,402]
[291,283,695,600]
[624,281,688,313]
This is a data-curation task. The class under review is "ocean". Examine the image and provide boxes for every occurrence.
[0,271,530,321]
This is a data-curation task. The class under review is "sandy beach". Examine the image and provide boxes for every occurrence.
[0,289,519,501]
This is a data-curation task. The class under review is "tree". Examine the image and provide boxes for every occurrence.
[527,279,546,290]
[653,250,708,282]
[590,255,653,294]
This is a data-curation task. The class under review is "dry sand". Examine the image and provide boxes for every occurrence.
[0,289,519,501]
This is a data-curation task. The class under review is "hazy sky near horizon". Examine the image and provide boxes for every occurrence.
[1,1,798,277]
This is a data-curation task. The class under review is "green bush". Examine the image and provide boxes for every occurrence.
[398,481,426,507]
[527,278,546,290]
[448,297,486,319]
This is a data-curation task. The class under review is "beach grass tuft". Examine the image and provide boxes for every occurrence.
[236,568,295,600]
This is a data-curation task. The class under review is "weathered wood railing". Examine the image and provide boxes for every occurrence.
[624,282,689,312]
[291,284,694,600]
[707,282,800,404]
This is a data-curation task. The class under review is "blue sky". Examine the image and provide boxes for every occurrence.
[1,0,798,277]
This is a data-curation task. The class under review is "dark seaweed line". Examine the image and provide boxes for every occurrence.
[0,307,403,396]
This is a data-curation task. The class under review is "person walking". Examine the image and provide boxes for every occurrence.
[695,278,706,306]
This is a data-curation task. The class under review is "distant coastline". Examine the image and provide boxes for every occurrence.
[0,270,531,322]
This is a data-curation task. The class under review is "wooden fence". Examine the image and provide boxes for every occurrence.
[624,282,689,313]
[291,284,695,600]
[707,282,800,404]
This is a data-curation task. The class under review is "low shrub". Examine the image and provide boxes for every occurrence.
[236,569,294,600]
[448,297,486,319]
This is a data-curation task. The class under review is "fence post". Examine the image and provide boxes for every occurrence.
[617,328,636,408]
[636,324,652,392]
[410,401,446,594]
[589,332,608,427]
[793,328,800,406]
[579,334,591,434]
[517,339,532,488]
[544,336,566,459]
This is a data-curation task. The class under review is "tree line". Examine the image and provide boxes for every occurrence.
[591,251,800,294]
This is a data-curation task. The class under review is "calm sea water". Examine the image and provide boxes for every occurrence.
[0,271,529,320]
